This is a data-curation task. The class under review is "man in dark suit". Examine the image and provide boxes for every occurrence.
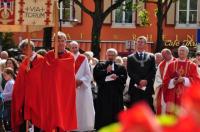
[93,48,127,130]
[127,36,156,112]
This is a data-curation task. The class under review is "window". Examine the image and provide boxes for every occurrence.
[112,0,135,28]
[59,0,73,27]
[176,0,198,28]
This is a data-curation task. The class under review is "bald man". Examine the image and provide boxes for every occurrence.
[154,48,175,114]
[69,41,95,131]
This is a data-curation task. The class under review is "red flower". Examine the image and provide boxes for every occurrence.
[182,83,200,123]
[162,83,200,132]
[118,102,161,132]
[163,115,200,132]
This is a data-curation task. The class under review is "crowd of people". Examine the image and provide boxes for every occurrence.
[0,32,200,132]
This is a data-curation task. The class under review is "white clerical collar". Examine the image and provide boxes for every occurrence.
[74,52,80,60]
[30,52,37,61]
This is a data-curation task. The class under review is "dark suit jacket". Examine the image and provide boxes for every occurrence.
[127,52,156,95]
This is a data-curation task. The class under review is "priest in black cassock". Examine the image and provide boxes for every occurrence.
[93,48,127,130]
[127,36,156,112]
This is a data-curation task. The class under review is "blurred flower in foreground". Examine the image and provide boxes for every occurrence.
[99,123,121,132]
[118,102,161,132]
[182,83,200,123]
[99,83,200,132]
[163,83,200,132]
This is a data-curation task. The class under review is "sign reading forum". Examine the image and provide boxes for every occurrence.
[15,0,54,26]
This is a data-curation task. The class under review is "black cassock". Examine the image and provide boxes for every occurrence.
[127,52,156,111]
[93,61,127,130]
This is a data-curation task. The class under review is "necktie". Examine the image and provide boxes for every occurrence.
[139,53,143,60]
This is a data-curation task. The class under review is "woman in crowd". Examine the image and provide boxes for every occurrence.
[1,67,15,130]
[5,58,19,75]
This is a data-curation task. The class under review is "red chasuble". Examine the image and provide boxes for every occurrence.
[12,54,45,131]
[12,51,77,131]
[155,60,167,114]
[40,50,77,131]
[163,59,200,105]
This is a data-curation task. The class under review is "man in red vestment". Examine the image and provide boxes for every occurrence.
[45,31,73,62]
[154,48,175,114]
[44,31,77,131]
[163,46,200,113]
[12,32,77,131]
[12,39,44,132]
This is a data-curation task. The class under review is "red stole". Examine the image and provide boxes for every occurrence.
[75,54,85,74]
[156,60,166,114]
[159,60,167,80]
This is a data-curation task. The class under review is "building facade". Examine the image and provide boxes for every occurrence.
[13,0,200,59]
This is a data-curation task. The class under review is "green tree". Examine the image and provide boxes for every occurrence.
[73,0,128,58]
[69,0,177,57]
[143,0,178,52]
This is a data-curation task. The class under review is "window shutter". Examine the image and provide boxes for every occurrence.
[103,0,112,24]
[136,0,145,25]
[74,0,82,23]
[166,2,176,25]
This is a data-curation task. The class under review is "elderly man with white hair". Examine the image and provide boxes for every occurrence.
[155,52,163,68]
[154,48,175,114]
[163,45,200,113]
[0,51,9,60]
[93,48,127,130]
[0,51,9,67]
[69,41,95,132]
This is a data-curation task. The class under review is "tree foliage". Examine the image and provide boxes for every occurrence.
[142,0,178,52]
[73,0,128,58]
[0,32,16,51]
[70,0,177,56]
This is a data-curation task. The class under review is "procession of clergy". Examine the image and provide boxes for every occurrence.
[1,31,200,132]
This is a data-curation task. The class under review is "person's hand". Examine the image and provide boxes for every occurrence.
[139,80,147,87]
[177,76,184,83]
[111,74,118,80]
[76,80,83,87]
[178,77,184,83]
[173,77,184,85]
[107,65,112,73]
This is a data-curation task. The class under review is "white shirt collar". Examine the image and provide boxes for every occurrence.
[30,52,37,61]
[137,51,144,55]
